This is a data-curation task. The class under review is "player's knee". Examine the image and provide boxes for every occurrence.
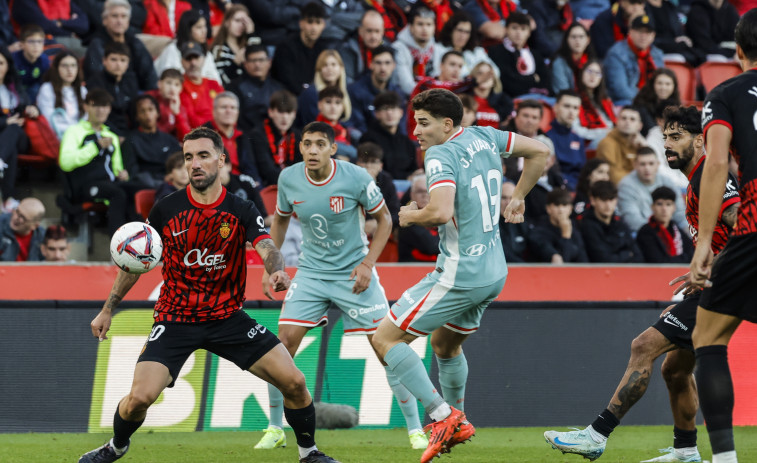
[661,361,691,387]
[123,390,159,415]
[431,338,461,359]
[629,333,654,360]
[278,371,309,401]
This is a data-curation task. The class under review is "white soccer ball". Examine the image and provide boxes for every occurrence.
[110,222,163,274]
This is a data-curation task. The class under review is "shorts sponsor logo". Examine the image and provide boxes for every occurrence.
[247,323,267,339]
[663,313,688,331]
[349,304,386,319]
[402,291,415,305]
[349,309,358,318]
[148,325,166,341]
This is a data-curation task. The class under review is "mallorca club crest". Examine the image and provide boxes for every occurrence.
[220,222,231,239]
[330,196,344,214]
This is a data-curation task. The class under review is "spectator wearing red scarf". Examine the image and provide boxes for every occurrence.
[603,14,663,105]
[363,0,405,41]
[551,22,596,95]
[249,90,302,187]
[575,60,616,147]
[636,186,693,263]
[462,0,518,48]
[339,10,387,84]
[589,0,646,59]
[391,5,446,95]
[202,92,258,179]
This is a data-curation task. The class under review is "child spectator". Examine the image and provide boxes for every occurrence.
[12,25,49,103]
[468,61,512,129]
[146,68,191,141]
[86,41,137,137]
[179,40,224,128]
[211,4,260,86]
[528,188,588,263]
[153,9,222,84]
[250,90,301,186]
[636,186,693,263]
[316,86,356,161]
[459,93,478,127]
[359,91,418,181]
[36,51,87,139]
[551,22,596,95]
[296,49,354,131]
[155,150,188,201]
[573,158,611,216]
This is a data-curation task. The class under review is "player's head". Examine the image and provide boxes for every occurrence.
[651,186,677,225]
[183,127,226,192]
[301,121,337,173]
[662,105,702,171]
[40,225,70,262]
[412,88,463,150]
[589,180,618,222]
[736,8,757,65]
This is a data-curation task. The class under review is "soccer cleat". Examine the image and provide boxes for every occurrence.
[420,407,468,463]
[447,414,476,450]
[544,428,606,461]
[409,430,430,449]
[78,440,129,463]
[299,449,341,462]
[253,426,286,449]
[641,447,702,462]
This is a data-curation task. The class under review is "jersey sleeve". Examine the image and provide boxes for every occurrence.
[720,171,741,217]
[425,147,457,192]
[275,174,293,217]
[702,85,733,141]
[146,202,164,237]
[240,199,271,246]
[357,168,386,215]
[483,126,516,158]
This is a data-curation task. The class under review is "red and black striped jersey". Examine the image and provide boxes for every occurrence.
[686,155,740,254]
[702,68,757,237]
[147,186,270,323]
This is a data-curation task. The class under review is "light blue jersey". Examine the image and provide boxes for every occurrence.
[276,159,385,279]
[425,126,515,288]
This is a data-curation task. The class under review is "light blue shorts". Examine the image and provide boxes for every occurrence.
[280,271,389,335]
[388,275,507,337]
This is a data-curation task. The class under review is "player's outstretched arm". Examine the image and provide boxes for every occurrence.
[260,213,291,299]
[256,238,291,299]
[351,204,391,294]
[504,134,549,223]
[91,269,140,342]
[399,186,455,228]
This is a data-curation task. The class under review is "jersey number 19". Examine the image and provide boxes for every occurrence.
[471,169,502,232]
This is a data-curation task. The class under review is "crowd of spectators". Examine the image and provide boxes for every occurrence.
[0,0,744,263]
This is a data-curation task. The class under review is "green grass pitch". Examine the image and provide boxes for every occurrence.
[2,426,757,462]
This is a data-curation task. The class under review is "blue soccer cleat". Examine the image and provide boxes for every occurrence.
[544,428,606,461]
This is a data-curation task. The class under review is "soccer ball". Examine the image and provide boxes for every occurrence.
[110,222,163,274]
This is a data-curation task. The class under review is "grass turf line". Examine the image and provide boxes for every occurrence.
[1,426,757,462]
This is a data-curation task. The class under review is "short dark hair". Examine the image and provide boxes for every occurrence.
[165,150,185,173]
[590,180,618,200]
[303,121,335,144]
[19,24,44,41]
[245,44,268,59]
[318,86,344,101]
[506,11,531,27]
[159,68,183,82]
[43,224,67,244]
[301,1,327,20]
[408,5,435,24]
[441,50,464,64]
[373,90,402,110]
[104,41,131,59]
[269,90,298,113]
[85,88,114,106]
[556,89,580,103]
[357,142,383,163]
[411,88,463,127]
[652,186,677,203]
[636,146,657,158]
[131,94,160,122]
[736,8,757,61]
[371,44,394,60]
[620,105,642,118]
[662,105,702,135]
[183,126,225,154]
[516,99,543,116]
[546,189,572,206]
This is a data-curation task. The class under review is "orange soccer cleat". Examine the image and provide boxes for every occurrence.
[420,407,474,463]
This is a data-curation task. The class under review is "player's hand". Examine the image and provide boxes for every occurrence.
[261,270,273,299]
[399,201,419,227]
[503,198,525,223]
[267,270,291,298]
[91,310,113,341]
[669,271,696,296]
[350,262,372,294]
[689,246,714,290]
[659,304,675,318]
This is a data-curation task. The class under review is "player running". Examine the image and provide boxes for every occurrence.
[79,127,339,463]
[254,121,429,451]
[544,105,739,462]
[371,88,550,463]
[689,9,757,463]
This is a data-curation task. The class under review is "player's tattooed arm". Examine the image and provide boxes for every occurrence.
[103,271,140,313]
[722,203,739,229]
[256,238,285,275]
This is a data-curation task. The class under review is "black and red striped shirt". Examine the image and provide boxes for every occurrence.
[147,187,270,323]
[686,155,740,254]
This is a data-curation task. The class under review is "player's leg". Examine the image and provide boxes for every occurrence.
[545,327,675,461]
[429,326,469,411]
[692,307,741,463]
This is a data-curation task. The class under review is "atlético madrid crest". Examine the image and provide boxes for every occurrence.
[330,196,344,214]
[220,222,231,239]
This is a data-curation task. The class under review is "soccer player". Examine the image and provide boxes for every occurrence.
[544,105,740,463]
[254,121,430,451]
[689,9,757,463]
[371,88,550,463]
[79,127,339,463]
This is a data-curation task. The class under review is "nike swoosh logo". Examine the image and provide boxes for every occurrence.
[553,437,579,446]
[663,318,680,327]
[294,200,305,204]
[372,317,383,323]
[172,229,189,237]
[400,398,409,403]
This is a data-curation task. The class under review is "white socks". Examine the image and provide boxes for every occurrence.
[429,402,452,421]
[586,425,608,443]
[298,445,318,459]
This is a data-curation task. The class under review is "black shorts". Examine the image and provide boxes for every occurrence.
[652,293,699,352]
[700,234,757,323]
[138,310,280,387]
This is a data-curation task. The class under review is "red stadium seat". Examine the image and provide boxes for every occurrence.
[135,189,156,220]
[698,62,742,94]
[376,235,399,263]
[664,61,697,103]
[540,104,554,133]
[260,185,278,216]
